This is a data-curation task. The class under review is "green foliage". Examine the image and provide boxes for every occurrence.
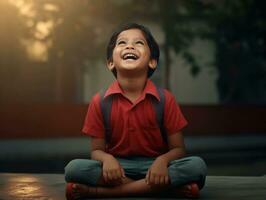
[156,0,266,103]
[206,0,266,104]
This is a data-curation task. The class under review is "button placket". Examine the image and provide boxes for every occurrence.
[127,109,135,133]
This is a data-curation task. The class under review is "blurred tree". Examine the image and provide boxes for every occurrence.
[135,0,266,104]
[26,0,114,102]
[2,0,208,102]
[156,0,204,89]
[0,0,29,103]
[2,0,265,104]
[22,0,166,102]
[24,0,153,102]
[150,0,266,104]
[204,0,266,104]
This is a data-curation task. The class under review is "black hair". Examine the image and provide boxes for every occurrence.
[106,23,160,77]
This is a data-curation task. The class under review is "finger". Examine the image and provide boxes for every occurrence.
[114,170,120,180]
[109,171,115,180]
[145,170,150,184]
[149,173,155,185]
[154,175,160,185]
[103,171,108,183]
[160,176,165,185]
[112,170,118,180]
[107,171,113,181]
[110,170,117,180]
[165,176,170,185]
[121,167,126,178]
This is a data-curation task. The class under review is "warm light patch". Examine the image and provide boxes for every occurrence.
[35,20,54,40]
[43,3,59,12]
[6,175,44,198]
[26,19,34,28]
[9,176,39,182]
[22,39,49,62]
[8,0,36,18]
[7,0,58,62]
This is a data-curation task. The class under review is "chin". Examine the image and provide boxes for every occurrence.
[120,63,139,70]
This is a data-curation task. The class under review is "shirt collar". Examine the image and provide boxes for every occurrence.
[104,79,161,101]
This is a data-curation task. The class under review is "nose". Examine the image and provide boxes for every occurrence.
[125,42,135,49]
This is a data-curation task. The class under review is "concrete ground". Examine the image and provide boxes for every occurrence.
[0,173,266,200]
[0,135,266,199]
[1,135,266,175]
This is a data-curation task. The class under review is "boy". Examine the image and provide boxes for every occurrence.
[65,23,207,199]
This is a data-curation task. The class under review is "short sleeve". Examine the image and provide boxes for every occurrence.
[163,90,188,135]
[82,93,105,138]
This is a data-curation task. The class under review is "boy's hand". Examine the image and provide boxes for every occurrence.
[102,155,126,183]
[145,157,170,186]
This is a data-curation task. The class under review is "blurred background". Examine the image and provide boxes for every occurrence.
[0,0,266,175]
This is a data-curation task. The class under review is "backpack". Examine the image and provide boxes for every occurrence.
[99,86,168,144]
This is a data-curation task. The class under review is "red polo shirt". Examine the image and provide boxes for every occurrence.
[82,79,187,157]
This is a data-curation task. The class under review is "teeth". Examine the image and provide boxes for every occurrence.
[123,53,138,60]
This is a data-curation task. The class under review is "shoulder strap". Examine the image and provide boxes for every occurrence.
[152,87,168,144]
[99,89,112,143]
[99,87,167,144]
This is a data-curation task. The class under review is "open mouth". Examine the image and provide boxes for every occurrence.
[122,53,139,60]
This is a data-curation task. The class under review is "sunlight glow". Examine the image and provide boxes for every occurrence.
[35,20,54,40]
[8,0,36,17]
[43,3,59,12]
[26,19,34,28]
[9,176,39,182]
[7,0,58,62]
[22,39,50,62]
[6,175,45,198]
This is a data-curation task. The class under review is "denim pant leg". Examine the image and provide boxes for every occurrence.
[64,159,102,186]
[168,156,207,189]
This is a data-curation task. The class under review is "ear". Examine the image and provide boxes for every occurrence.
[148,59,157,70]
[107,60,115,71]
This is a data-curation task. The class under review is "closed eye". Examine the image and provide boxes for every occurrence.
[117,40,126,45]
[136,41,144,45]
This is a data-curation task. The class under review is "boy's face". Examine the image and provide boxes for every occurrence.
[108,29,156,77]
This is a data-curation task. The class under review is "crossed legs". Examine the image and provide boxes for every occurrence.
[65,156,207,199]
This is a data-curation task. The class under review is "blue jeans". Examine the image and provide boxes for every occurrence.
[65,156,207,189]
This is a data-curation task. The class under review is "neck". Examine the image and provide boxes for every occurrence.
[117,73,148,102]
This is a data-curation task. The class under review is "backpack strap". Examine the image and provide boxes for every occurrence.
[99,89,112,143]
[152,87,168,144]
[99,86,167,144]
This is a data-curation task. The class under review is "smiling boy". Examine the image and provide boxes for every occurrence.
[65,23,207,199]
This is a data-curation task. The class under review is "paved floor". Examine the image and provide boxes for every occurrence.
[0,173,265,200]
[1,135,266,176]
